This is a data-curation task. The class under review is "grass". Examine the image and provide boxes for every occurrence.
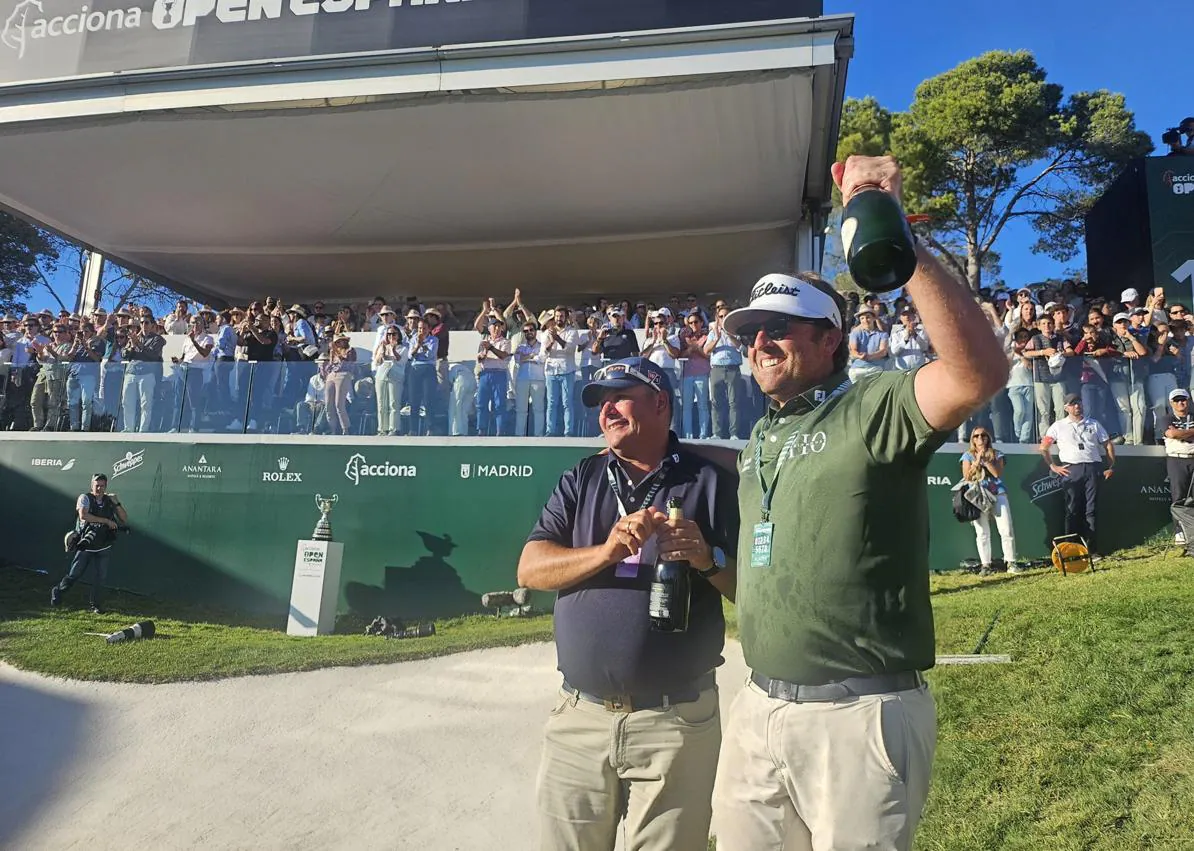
[5,544,1194,849]
[0,567,554,683]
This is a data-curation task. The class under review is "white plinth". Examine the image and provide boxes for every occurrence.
[287,540,344,637]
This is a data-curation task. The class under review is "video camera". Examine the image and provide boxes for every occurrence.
[64,522,131,553]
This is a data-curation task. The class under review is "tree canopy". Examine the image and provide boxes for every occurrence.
[835,50,1153,291]
[0,211,60,315]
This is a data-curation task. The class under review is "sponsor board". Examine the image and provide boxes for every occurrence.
[344,453,416,486]
[112,449,146,478]
[181,453,222,481]
[263,456,303,483]
[30,457,75,471]
[460,463,534,479]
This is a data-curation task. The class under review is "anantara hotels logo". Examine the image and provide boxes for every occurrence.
[263,456,303,483]
[1162,170,1194,196]
[1,0,478,60]
[344,453,416,486]
[112,449,146,478]
[182,454,222,481]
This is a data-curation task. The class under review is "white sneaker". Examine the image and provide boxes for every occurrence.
[226,419,243,432]
[1007,563,1025,575]
[1176,532,1186,546]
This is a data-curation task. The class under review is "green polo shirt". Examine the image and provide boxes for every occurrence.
[736,367,948,684]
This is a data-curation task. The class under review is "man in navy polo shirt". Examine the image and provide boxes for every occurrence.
[519,356,738,851]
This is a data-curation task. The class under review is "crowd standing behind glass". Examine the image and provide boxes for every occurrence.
[2,282,1189,442]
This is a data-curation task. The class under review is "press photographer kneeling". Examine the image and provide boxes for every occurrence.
[52,473,129,614]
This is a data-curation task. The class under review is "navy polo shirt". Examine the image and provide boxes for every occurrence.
[597,328,640,362]
[528,437,738,696]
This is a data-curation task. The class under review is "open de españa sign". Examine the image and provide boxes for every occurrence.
[0,0,822,88]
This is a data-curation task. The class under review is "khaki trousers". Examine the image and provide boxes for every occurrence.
[713,679,936,851]
[536,686,721,851]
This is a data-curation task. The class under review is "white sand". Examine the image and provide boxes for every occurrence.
[0,640,749,850]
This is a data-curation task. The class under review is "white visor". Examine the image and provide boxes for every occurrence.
[722,274,842,336]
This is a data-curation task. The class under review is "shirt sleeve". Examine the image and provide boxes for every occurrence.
[527,467,580,545]
[710,468,740,559]
[1045,421,1061,442]
[1093,421,1110,443]
[857,367,950,466]
[76,494,88,514]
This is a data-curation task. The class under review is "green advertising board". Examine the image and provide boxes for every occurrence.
[1147,158,1194,304]
[0,436,1174,620]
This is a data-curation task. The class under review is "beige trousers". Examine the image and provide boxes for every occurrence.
[536,686,721,851]
[712,679,936,851]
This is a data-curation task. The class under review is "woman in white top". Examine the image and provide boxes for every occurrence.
[961,427,1021,575]
[177,316,214,431]
[373,325,407,436]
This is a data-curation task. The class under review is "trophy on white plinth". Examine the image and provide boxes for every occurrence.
[313,494,338,542]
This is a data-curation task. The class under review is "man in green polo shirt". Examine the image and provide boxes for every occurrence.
[711,155,1010,851]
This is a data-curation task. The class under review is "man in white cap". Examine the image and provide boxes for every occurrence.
[1164,388,1194,544]
[711,155,1008,850]
[1121,288,1140,312]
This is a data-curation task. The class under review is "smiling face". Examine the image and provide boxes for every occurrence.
[597,384,670,454]
[745,316,840,405]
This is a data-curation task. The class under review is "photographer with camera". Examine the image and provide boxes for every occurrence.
[52,473,129,614]
[1163,118,1194,157]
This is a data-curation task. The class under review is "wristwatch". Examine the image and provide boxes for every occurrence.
[698,547,726,579]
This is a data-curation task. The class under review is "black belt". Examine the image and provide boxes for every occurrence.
[562,671,716,713]
[751,670,923,703]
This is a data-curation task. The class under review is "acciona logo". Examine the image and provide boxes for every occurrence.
[1,0,478,61]
[344,453,416,486]
[182,454,222,481]
[263,456,303,483]
[1163,170,1194,196]
[2,0,141,59]
[112,449,146,478]
[460,463,534,479]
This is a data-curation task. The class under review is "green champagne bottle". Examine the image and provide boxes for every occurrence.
[842,186,918,293]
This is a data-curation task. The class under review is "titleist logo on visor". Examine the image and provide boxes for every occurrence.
[751,280,801,301]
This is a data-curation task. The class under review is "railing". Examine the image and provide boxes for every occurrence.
[0,355,1181,444]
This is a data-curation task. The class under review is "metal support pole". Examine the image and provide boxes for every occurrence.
[77,250,104,315]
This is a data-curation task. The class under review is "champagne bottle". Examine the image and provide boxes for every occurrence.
[842,186,918,293]
[649,497,691,633]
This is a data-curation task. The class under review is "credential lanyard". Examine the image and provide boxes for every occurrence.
[755,378,851,522]
[606,461,668,519]
[755,433,802,523]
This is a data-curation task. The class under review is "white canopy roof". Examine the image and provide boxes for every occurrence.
[0,16,853,305]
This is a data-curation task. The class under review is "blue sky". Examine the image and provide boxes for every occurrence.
[30,1,1187,310]
[824,0,1186,286]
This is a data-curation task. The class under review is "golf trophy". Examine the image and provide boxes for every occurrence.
[288,494,345,637]
[313,494,338,541]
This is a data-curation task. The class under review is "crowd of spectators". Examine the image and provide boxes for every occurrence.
[0,291,757,439]
[1,279,1189,445]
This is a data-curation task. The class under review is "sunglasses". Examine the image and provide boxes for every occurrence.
[973,433,991,440]
[594,362,661,392]
[733,317,798,349]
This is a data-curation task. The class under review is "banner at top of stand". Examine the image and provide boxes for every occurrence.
[0,0,823,89]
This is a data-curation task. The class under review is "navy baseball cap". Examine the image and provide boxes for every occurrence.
[581,357,674,407]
